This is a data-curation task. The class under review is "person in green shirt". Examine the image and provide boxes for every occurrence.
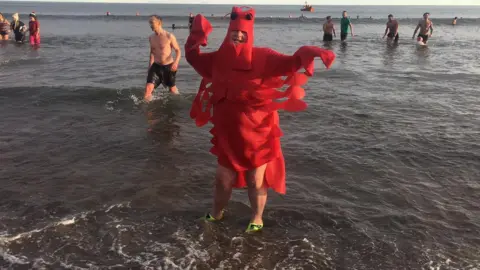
[340,11,354,41]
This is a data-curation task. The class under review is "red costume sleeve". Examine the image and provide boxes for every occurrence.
[261,46,335,78]
[184,15,216,79]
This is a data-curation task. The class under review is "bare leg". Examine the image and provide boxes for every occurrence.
[144,83,155,102]
[246,163,268,225]
[211,164,236,219]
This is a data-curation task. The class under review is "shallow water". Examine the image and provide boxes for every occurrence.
[1,2,480,269]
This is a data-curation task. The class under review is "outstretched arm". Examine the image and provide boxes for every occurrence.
[262,49,301,78]
[262,46,335,78]
[184,14,215,79]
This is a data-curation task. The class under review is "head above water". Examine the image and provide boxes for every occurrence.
[229,30,247,44]
[217,6,256,71]
[149,15,163,31]
[342,11,348,18]
[423,12,430,20]
[388,14,394,21]
[326,16,332,21]
[227,7,255,45]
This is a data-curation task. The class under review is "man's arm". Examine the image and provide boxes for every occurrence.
[333,24,336,37]
[394,22,399,36]
[429,22,434,36]
[148,37,154,68]
[412,22,420,39]
[349,22,354,36]
[170,34,181,71]
[383,24,389,38]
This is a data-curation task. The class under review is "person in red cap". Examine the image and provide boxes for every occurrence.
[185,6,335,232]
[28,12,40,47]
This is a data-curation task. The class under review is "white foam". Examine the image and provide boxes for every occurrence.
[0,211,92,244]
[130,94,141,106]
[56,217,76,226]
[105,201,131,213]
[0,248,29,265]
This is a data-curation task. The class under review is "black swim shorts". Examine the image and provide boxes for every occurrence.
[418,34,429,43]
[14,33,25,43]
[146,62,177,89]
[340,32,348,41]
[387,32,399,42]
[323,33,333,41]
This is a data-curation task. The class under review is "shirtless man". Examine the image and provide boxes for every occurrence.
[383,14,399,43]
[144,15,181,102]
[412,12,434,44]
[323,16,336,41]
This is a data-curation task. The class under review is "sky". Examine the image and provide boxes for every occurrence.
[14,0,480,4]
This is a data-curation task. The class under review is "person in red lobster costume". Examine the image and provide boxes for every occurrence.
[185,6,336,232]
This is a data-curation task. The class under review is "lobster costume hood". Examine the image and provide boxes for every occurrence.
[185,6,336,194]
[217,6,255,71]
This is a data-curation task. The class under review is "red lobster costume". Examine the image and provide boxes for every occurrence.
[185,6,335,194]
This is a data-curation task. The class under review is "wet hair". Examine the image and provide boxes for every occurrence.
[423,12,430,16]
[149,15,163,26]
[388,14,393,18]
[326,16,331,20]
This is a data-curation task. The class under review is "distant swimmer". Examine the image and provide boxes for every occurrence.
[0,13,10,40]
[383,14,399,43]
[172,23,176,30]
[188,13,194,32]
[11,13,27,43]
[412,12,433,44]
[28,13,40,47]
[144,15,181,102]
[452,17,458,25]
[323,16,336,41]
[340,11,354,41]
